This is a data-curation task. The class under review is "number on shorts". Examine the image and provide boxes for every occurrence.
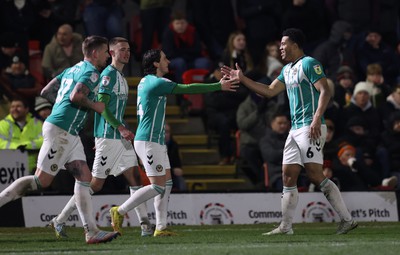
[307,147,314,158]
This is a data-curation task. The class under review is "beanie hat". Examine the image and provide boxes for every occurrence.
[337,144,356,158]
[34,96,52,112]
[336,65,354,81]
[353,81,373,96]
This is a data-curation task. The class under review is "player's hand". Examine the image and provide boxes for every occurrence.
[220,75,240,91]
[221,63,243,82]
[93,101,105,114]
[118,125,135,141]
[309,117,322,140]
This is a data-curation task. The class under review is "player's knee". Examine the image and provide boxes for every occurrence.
[150,184,165,194]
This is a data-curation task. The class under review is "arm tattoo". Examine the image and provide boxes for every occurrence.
[71,83,94,109]
[41,79,60,104]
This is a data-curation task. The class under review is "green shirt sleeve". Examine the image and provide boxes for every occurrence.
[97,93,122,129]
[171,82,221,94]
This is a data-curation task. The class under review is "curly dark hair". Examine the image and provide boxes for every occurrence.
[142,49,161,75]
[282,28,306,49]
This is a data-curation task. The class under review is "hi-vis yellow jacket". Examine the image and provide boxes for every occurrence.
[0,113,43,172]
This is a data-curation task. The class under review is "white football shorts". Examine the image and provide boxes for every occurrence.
[37,122,86,176]
[282,125,327,166]
[134,140,170,176]
[92,137,139,179]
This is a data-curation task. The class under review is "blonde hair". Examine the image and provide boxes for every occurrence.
[226,31,253,70]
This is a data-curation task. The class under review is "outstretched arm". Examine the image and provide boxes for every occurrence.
[221,63,285,98]
[171,76,239,94]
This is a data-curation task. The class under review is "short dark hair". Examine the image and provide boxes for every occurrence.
[142,49,161,75]
[282,28,306,49]
[11,96,29,108]
[82,35,108,57]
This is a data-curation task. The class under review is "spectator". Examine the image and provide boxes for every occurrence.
[312,20,356,81]
[42,24,83,81]
[34,96,52,121]
[236,88,278,186]
[332,143,383,191]
[259,112,290,191]
[0,32,19,112]
[82,0,124,39]
[220,31,255,78]
[258,41,283,79]
[3,54,43,109]
[165,122,186,192]
[0,32,20,72]
[30,0,81,51]
[204,67,248,165]
[237,0,282,65]
[334,65,355,108]
[0,0,35,64]
[0,97,43,173]
[341,81,382,139]
[381,112,400,188]
[162,11,211,83]
[188,0,237,61]
[339,115,391,184]
[365,63,392,108]
[379,83,400,129]
[139,0,172,59]
[281,0,329,54]
[355,28,398,86]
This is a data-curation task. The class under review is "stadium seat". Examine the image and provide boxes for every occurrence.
[181,68,210,114]
[28,40,45,86]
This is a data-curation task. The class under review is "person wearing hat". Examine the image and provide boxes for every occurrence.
[331,143,383,191]
[3,54,42,110]
[34,96,52,121]
[0,32,21,105]
[341,81,382,137]
[334,65,355,108]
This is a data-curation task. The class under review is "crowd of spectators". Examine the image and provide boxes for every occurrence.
[0,0,399,192]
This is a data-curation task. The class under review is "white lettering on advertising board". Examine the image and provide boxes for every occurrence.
[22,192,398,227]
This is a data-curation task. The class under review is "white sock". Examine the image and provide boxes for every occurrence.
[154,179,173,231]
[280,186,298,231]
[56,187,94,224]
[0,175,40,207]
[56,195,77,224]
[74,181,98,235]
[130,186,150,225]
[319,178,352,221]
[118,184,164,215]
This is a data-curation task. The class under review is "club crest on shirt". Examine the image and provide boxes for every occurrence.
[102,76,110,86]
[313,65,322,75]
[90,72,99,82]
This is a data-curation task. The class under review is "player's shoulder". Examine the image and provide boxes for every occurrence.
[302,56,321,66]
[101,65,116,76]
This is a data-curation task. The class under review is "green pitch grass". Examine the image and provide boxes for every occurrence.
[0,222,399,255]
